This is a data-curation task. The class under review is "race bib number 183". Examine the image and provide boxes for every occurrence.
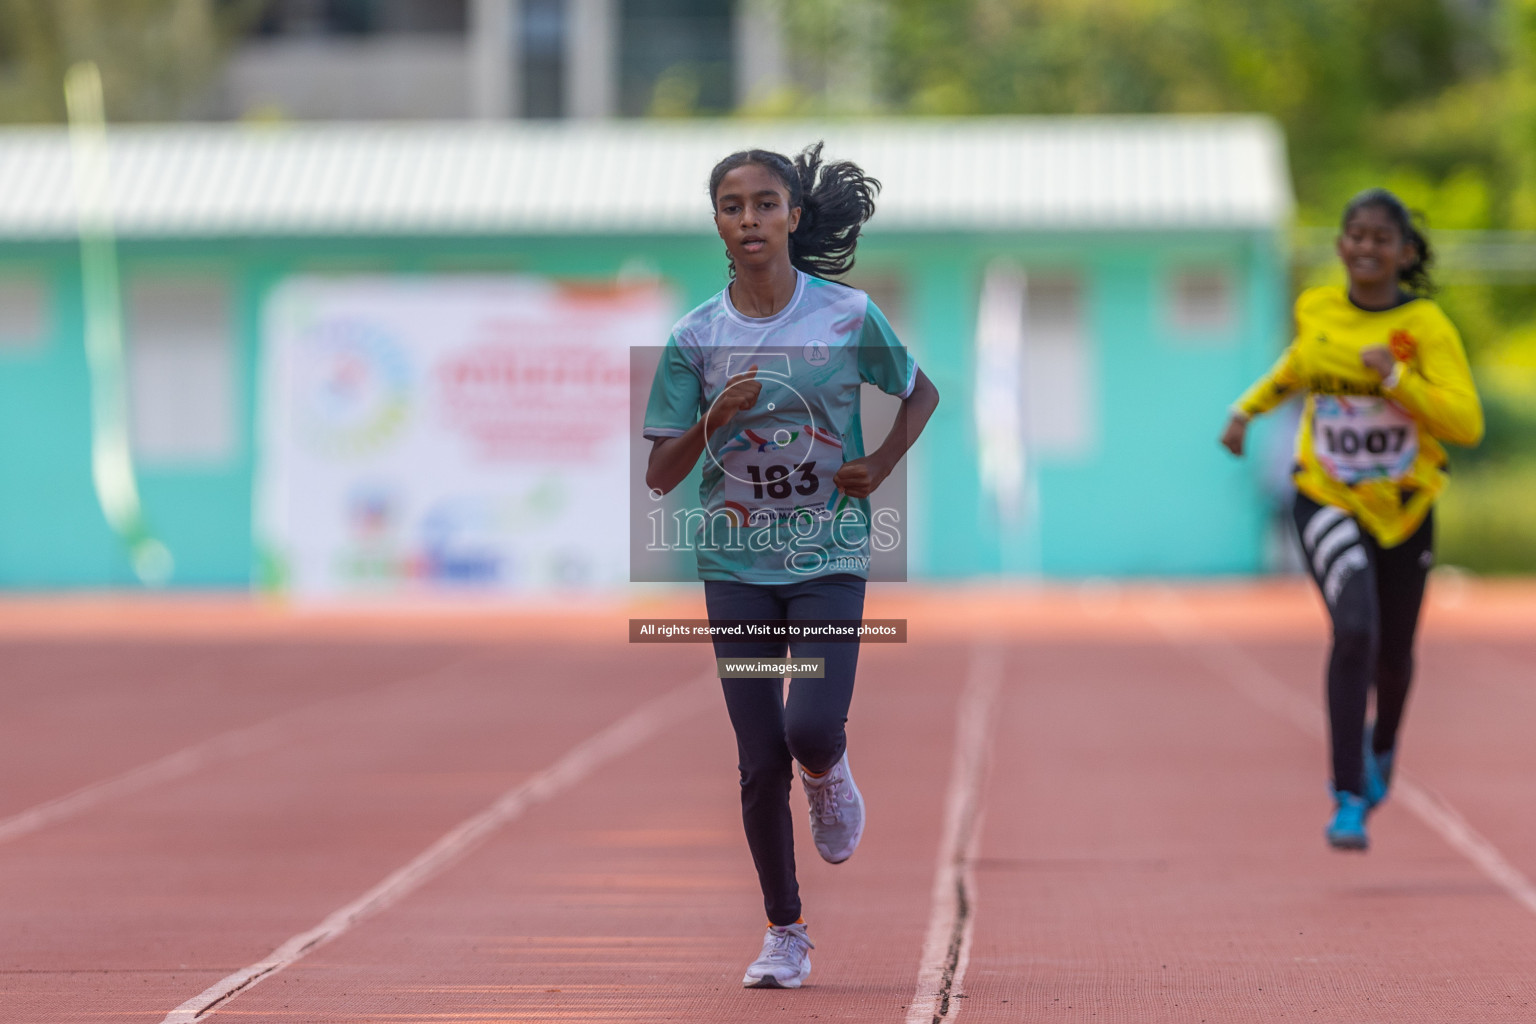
[716,425,843,526]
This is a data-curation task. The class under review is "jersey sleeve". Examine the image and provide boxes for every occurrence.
[642,334,702,441]
[1383,309,1484,447]
[1233,343,1303,418]
[856,299,918,398]
[1233,291,1314,417]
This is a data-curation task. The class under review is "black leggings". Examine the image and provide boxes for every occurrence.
[1292,493,1433,797]
[704,574,865,926]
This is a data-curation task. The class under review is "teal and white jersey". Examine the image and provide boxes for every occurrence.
[644,271,917,583]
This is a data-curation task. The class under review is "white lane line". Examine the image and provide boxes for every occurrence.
[160,674,714,1024]
[906,645,1003,1024]
[1144,594,1536,920]
[0,657,477,848]
[1395,782,1536,915]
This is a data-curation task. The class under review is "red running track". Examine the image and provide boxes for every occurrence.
[0,582,1533,1023]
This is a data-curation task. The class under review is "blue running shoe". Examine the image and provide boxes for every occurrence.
[1363,723,1395,811]
[1327,790,1370,851]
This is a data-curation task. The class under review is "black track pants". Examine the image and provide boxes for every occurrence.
[704,573,865,926]
[1292,493,1433,797]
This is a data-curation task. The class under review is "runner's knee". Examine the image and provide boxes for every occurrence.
[783,720,843,775]
[1377,646,1413,683]
[1331,619,1377,671]
[737,748,793,794]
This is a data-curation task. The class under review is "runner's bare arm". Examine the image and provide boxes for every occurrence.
[1220,411,1249,457]
[645,366,761,495]
[1360,345,1396,379]
[833,368,940,500]
[1223,340,1301,458]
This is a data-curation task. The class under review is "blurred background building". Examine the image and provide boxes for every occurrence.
[0,117,1290,588]
[224,0,762,121]
[1,0,1532,592]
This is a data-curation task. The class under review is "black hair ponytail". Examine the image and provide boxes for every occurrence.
[709,142,881,279]
[1342,188,1436,295]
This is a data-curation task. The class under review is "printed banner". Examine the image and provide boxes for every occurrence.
[257,276,671,597]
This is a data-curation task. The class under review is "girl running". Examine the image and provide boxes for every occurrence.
[1221,188,1482,851]
[642,143,939,987]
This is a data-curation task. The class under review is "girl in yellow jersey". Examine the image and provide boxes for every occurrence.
[1221,188,1483,851]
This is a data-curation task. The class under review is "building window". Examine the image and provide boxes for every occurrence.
[128,278,238,465]
[523,0,566,118]
[0,274,48,351]
[1022,273,1094,457]
[1168,267,1237,337]
[254,0,468,37]
[621,0,734,116]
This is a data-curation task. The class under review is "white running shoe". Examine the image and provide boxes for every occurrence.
[800,751,865,864]
[742,922,814,988]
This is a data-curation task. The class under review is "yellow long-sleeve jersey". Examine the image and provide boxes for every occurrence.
[1234,286,1484,547]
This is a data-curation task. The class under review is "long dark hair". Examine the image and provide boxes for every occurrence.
[1342,188,1435,295]
[708,142,880,279]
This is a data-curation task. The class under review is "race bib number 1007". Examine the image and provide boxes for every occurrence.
[1312,396,1418,484]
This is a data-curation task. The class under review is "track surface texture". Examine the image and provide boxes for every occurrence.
[0,580,1532,1023]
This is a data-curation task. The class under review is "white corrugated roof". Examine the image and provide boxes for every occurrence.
[0,116,1292,239]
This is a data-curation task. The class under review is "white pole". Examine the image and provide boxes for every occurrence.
[64,62,173,585]
[565,0,616,118]
[469,0,521,118]
[973,260,1026,527]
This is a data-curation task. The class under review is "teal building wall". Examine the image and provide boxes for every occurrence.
[0,225,1286,587]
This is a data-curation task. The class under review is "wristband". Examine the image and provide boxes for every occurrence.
[1381,362,1404,390]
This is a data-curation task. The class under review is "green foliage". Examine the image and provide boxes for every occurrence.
[1437,458,1536,573]
[775,0,1498,205]
[750,0,886,115]
[0,0,263,123]
[769,0,1536,570]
